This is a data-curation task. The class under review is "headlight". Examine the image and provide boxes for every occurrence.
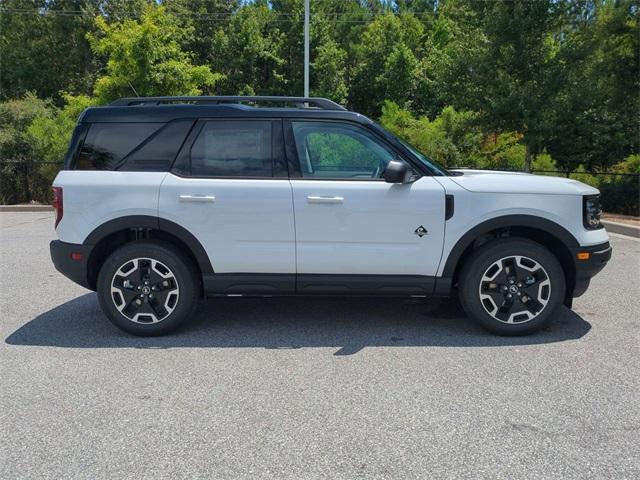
[583,195,603,230]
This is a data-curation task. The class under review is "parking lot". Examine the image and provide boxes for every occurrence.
[1,212,638,479]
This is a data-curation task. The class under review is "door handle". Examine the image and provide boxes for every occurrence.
[307,196,344,204]
[179,194,216,203]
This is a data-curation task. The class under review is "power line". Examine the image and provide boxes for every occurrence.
[0,7,439,19]
[0,8,417,23]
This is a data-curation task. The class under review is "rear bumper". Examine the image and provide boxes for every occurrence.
[50,240,94,290]
[571,241,612,297]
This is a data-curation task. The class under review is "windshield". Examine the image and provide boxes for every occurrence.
[397,138,450,176]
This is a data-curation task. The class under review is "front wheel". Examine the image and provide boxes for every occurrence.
[458,238,565,336]
[96,241,199,336]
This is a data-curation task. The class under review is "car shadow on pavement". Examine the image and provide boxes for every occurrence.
[6,293,591,354]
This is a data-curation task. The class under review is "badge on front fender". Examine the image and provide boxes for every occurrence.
[414,225,428,237]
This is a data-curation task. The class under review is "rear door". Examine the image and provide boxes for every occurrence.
[286,120,446,283]
[159,119,296,281]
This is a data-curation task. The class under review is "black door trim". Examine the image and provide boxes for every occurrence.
[203,273,296,294]
[203,273,438,296]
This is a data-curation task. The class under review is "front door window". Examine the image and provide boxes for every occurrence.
[291,121,395,179]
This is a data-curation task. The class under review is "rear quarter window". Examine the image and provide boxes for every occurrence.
[75,123,163,170]
[119,120,195,171]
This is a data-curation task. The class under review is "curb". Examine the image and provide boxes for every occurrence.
[602,220,640,238]
[0,205,54,212]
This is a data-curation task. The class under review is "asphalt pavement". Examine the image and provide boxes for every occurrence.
[1,212,638,479]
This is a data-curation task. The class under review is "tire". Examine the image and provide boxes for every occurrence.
[458,238,565,336]
[96,241,199,336]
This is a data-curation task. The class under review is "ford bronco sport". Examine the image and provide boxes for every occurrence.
[50,96,611,336]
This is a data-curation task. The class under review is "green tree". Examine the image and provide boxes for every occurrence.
[0,94,54,203]
[416,1,484,117]
[350,13,425,116]
[545,0,639,172]
[0,0,98,102]
[311,40,348,104]
[211,3,287,95]
[26,94,94,163]
[479,0,560,172]
[428,0,561,171]
[165,0,240,67]
[87,4,220,103]
[96,0,154,22]
[378,44,418,107]
[25,94,94,200]
[380,101,482,168]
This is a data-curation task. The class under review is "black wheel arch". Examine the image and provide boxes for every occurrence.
[440,215,580,303]
[83,215,213,290]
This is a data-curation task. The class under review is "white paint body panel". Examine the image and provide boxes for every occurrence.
[158,174,296,273]
[434,175,609,276]
[53,169,609,279]
[290,177,446,275]
[449,169,600,195]
[53,170,166,244]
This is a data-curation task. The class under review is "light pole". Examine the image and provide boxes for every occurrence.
[304,0,309,97]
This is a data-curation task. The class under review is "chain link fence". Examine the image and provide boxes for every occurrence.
[0,159,61,205]
[1,160,638,215]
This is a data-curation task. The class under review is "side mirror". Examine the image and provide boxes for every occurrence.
[383,159,409,183]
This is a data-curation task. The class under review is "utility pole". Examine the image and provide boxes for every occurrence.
[304,0,310,97]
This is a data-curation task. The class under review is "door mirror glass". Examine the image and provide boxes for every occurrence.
[383,159,409,183]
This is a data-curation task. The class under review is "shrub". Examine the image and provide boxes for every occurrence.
[0,94,54,203]
[558,161,639,216]
[379,101,481,168]
[599,176,639,216]
[474,132,525,171]
[598,156,639,216]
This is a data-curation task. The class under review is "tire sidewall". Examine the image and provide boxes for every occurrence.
[458,239,566,335]
[97,241,199,336]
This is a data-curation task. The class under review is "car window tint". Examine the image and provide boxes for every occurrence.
[75,123,162,170]
[190,121,273,177]
[291,121,395,179]
[120,120,195,171]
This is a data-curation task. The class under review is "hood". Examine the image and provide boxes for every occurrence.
[448,169,599,196]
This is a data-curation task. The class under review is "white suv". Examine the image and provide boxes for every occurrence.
[50,96,611,336]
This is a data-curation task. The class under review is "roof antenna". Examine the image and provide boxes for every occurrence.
[127,81,140,97]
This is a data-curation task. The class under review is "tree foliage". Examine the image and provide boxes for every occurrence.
[0,0,637,212]
[0,94,55,203]
[87,4,220,103]
[26,95,94,163]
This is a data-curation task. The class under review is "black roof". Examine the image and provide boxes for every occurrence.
[75,95,449,177]
[80,96,372,125]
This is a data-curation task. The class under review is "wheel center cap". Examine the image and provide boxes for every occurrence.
[509,285,519,294]
[142,286,151,295]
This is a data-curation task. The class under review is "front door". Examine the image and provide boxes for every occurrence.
[287,120,446,281]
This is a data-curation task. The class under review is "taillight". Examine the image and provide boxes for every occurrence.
[52,186,63,228]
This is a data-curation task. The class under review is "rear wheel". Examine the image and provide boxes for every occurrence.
[97,241,199,336]
[458,238,565,335]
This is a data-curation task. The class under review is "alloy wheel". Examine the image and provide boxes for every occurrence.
[478,255,551,324]
[110,257,179,324]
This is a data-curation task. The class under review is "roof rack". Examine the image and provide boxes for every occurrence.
[109,96,347,111]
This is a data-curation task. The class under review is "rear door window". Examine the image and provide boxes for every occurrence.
[189,120,274,177]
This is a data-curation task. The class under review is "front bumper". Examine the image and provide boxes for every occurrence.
[50,240,95,290]
[570,241,612,297]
